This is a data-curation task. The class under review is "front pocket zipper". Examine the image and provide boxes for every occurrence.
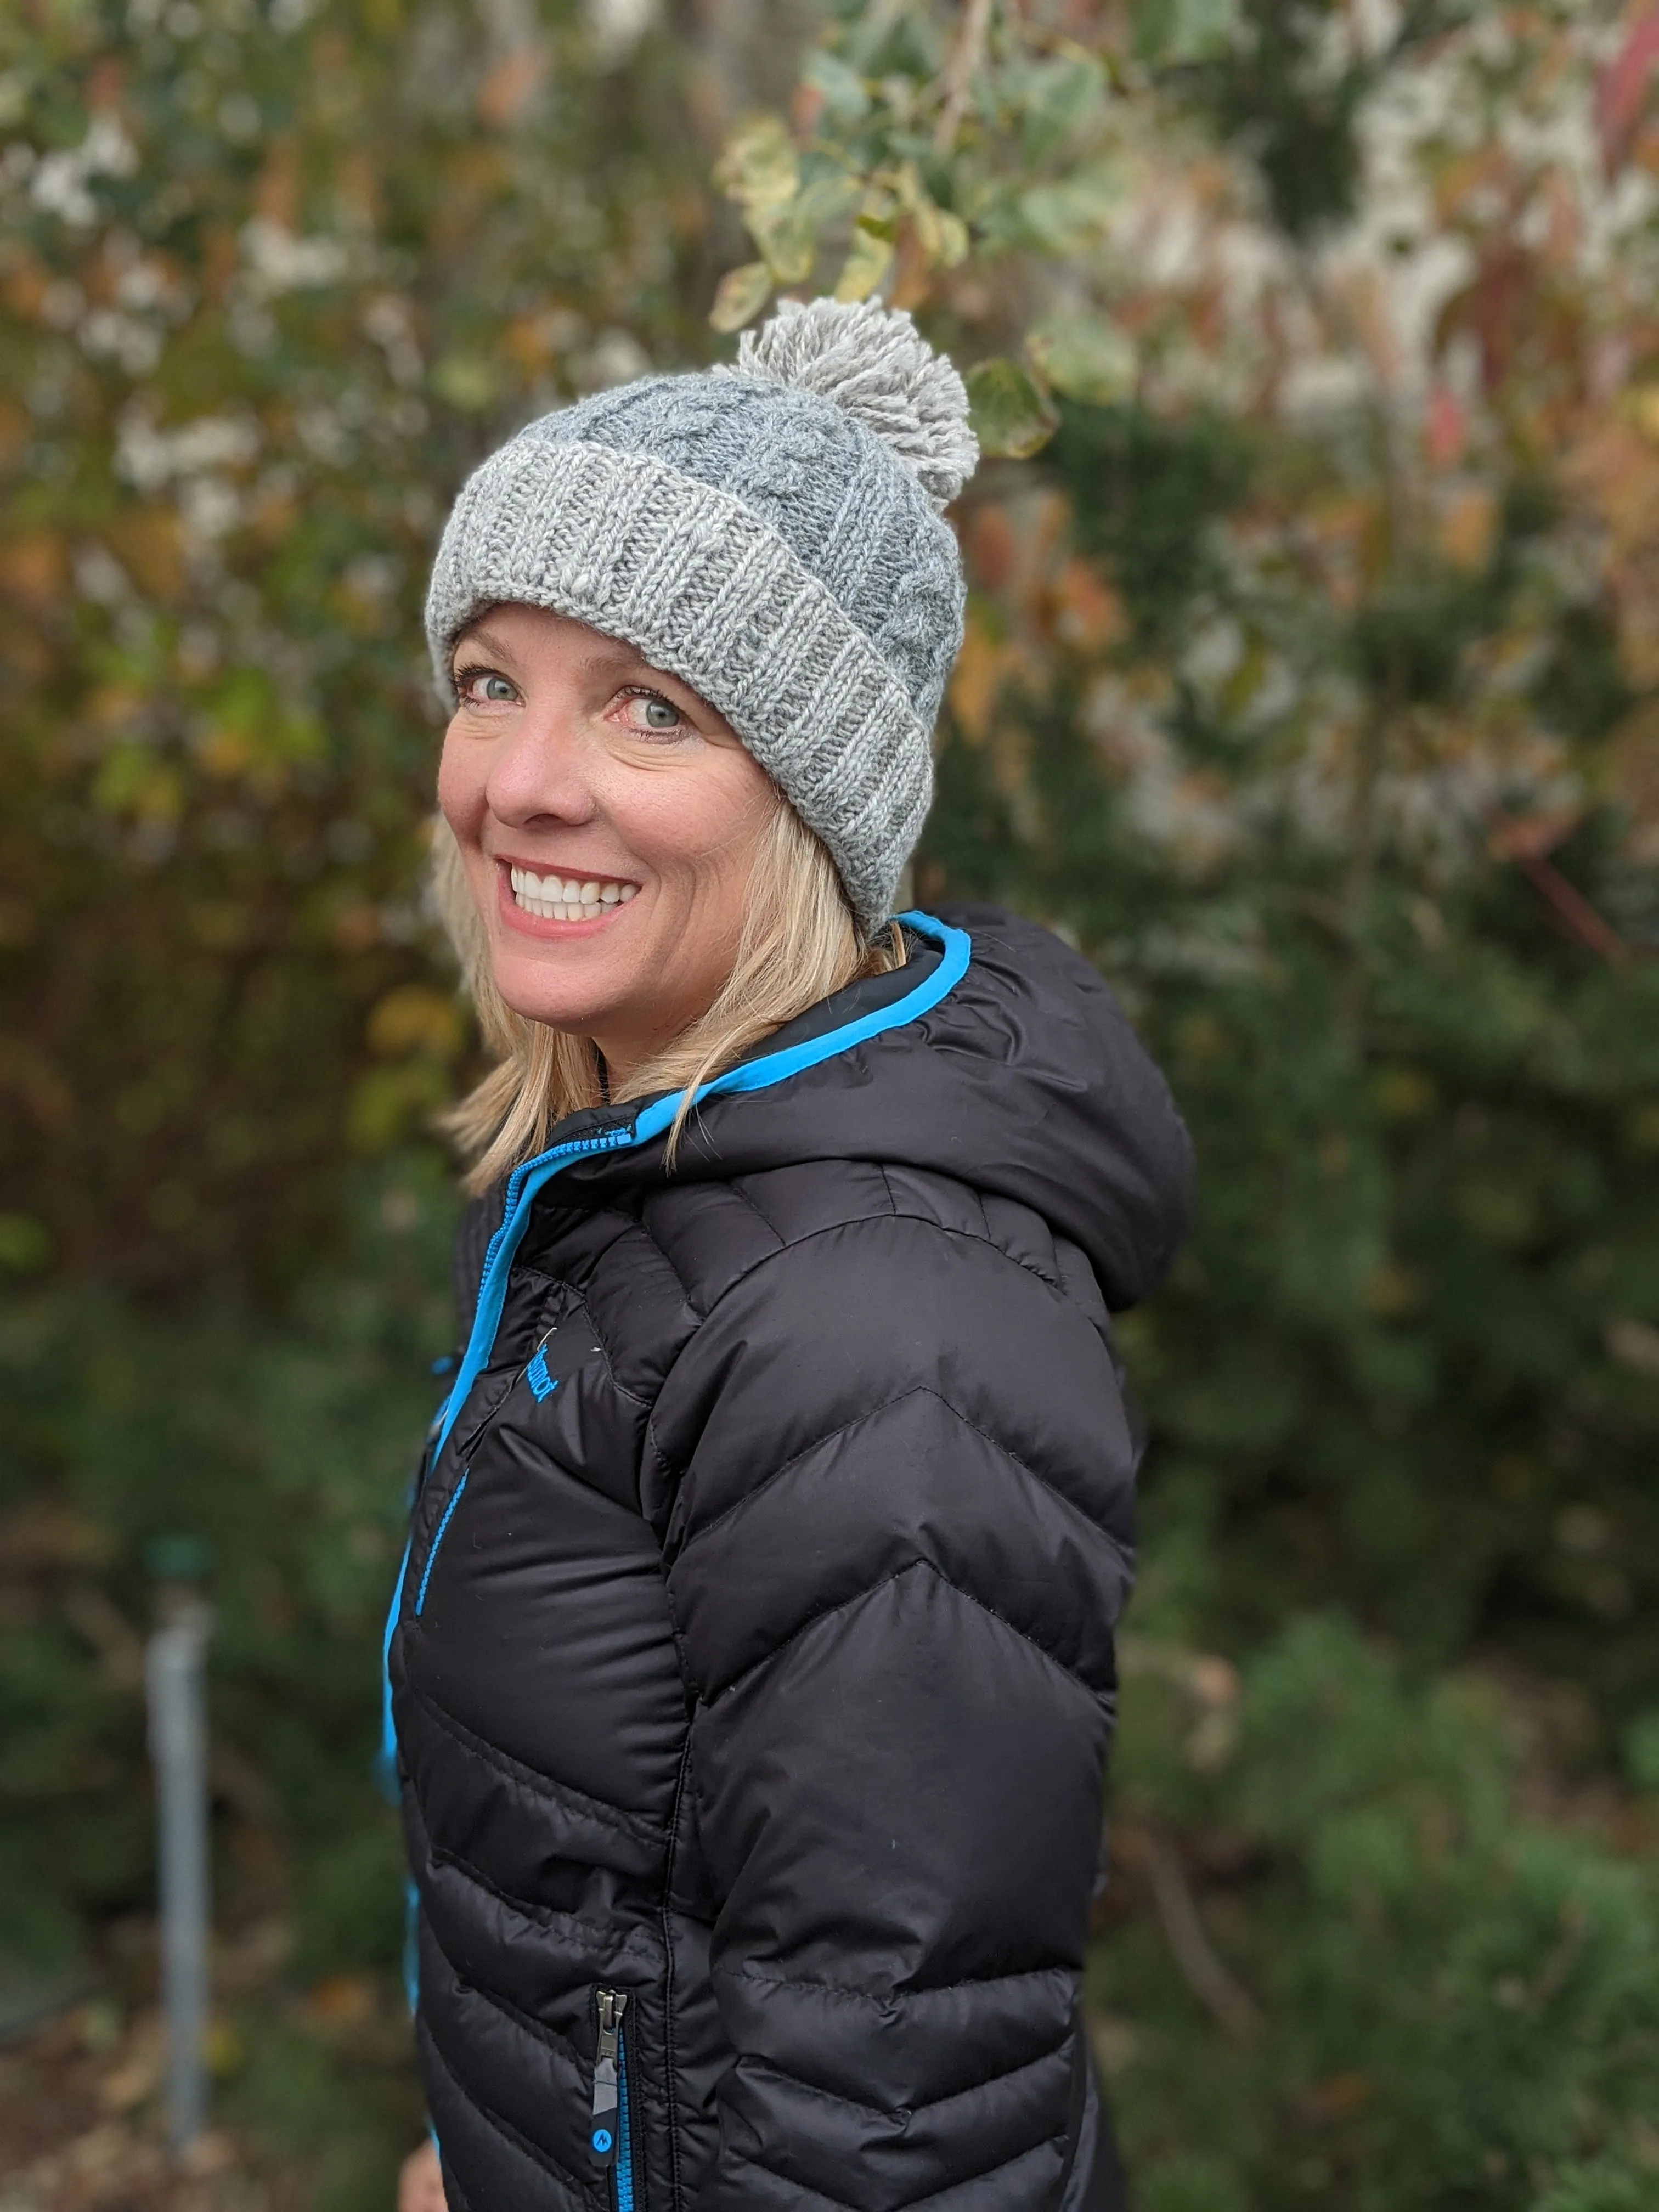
[413,1472,469,1616]
[591,1987,635,2212]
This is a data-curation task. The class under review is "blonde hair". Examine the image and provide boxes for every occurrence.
[433,803,902,1194]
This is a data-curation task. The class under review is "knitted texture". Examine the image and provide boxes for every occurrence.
[725,296,978,511]
[425,300,976,932]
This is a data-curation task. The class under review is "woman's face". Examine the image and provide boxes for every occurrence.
[437,603,780,1081]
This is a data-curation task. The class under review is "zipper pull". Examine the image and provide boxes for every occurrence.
[590,1987,628,2166]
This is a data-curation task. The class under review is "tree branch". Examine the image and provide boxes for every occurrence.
[1517,855,1633,966]
[1143,1828,1264,2045]
[934,0,995,154]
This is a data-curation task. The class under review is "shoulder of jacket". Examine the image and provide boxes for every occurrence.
[662,1160,1098,1336]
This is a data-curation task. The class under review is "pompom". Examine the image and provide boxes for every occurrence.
[725,296,978,511]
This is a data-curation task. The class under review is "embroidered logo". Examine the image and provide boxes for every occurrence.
[526,1346,558,1402]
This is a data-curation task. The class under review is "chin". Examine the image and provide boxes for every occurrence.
[489,945,625,1035]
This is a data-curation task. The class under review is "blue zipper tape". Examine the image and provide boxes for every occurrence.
[414,1473,469,1615]
[616,2014,634,2212]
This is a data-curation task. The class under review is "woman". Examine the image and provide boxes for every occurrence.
[388,298,1192,2212]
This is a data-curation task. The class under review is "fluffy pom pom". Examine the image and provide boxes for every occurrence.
[727,296,978,511]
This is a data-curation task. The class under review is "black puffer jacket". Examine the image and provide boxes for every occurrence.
[385,907,1192,2212]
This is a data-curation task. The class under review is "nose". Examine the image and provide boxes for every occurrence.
[483,697,601,833]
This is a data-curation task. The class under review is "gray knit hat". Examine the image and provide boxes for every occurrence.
[425,298,978,933]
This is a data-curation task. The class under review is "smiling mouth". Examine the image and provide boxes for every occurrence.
[507,866,641,923]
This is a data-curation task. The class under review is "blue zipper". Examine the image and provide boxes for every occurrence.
[616,2012,635,2212]
[591,1987,635,2212]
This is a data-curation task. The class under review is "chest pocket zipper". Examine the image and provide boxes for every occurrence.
[410,1325,571,1620]
[591,1987,635,2211]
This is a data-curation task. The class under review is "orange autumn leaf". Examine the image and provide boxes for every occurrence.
[0,533,69,609]
[1051,558,1128,653]
[477,45,548,128]
[949,623,1035,742]
[1438,488,1498,573]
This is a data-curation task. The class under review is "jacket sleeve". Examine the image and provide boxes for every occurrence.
[650,1205,1137,2212]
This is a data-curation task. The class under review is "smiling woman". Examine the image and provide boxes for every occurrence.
[431,599,895,1183]
[386,298,1192,2212]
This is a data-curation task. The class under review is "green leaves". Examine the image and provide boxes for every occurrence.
[834,217,895,303]
[778,170,862,280]
[1017,53,1108,166]
[1133,0,1241,67]
[708,6,1126,373]
[802,48,871,128]
[1010,163,1124,254]
[893,159,968,267]
[708,261,774,334]
[1102,1611,1659,2211]
[965,322,1137,461]
[1027,314,1137,405]
[966,357,1059,459]
[713,113,806,286]
[713,111,799,216]
[709,116,873,311]
[701,2,1141,487]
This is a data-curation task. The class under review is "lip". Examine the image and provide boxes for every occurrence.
[492,856,642,941]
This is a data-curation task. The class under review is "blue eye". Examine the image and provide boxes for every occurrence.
[454,665,517,704]
[616,689,685,733]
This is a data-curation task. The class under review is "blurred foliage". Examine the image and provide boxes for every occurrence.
[0,1160,454,2195]
[4,0,1659,2204]
[1093,1617,1659,2211]
[0,0,719,1295]
[929,640,1659,1678]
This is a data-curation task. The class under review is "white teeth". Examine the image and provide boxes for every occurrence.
[507,865,639,923]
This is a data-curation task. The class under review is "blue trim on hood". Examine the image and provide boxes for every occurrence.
[379,912,970,1773]
[433,911,967,1468]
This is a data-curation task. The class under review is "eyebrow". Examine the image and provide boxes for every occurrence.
[575,644,664,684]
[451,624,525,672]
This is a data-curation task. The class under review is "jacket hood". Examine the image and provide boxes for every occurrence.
[561,904,1193,1313]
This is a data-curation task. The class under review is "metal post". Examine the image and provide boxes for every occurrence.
[146,1594,212,2153]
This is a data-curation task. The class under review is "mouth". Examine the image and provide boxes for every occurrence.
[505,864,641,924]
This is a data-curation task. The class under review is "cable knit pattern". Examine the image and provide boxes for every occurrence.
[424,304,974,932]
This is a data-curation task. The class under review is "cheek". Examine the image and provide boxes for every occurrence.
[437,725,487,839]
[626,761,774,887]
